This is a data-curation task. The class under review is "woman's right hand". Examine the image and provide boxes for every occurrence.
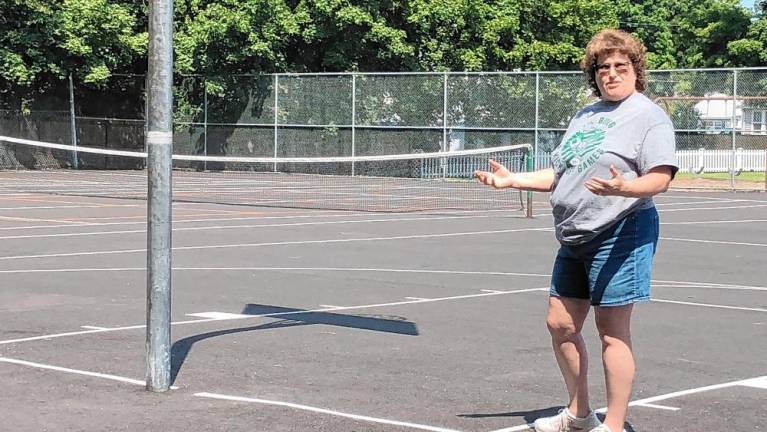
[474,159,516,189]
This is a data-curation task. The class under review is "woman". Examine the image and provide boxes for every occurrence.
[475,29,678,432]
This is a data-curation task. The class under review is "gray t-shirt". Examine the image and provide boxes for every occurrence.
[549,92,678,245]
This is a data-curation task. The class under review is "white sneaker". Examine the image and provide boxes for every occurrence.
[533,407,601,432]
[588,424,627,432]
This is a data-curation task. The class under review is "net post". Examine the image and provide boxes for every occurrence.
[203,77,208,171]
[273,74,279,173]
[731,70,737,190]
[145,0,174,393]
[441,72,448,179]
[68,73,78,169]
[534,72,540,171]
[526,145,534,218]
[351,73,356,176]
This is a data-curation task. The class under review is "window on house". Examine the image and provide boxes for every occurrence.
[753,111,766,133]
[705,120,725,130]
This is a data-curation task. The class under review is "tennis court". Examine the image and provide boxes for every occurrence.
[0,158,765,432]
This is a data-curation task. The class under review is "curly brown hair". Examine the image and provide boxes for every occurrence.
[580,29,647,97]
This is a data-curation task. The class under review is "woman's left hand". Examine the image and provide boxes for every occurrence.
[585,165,626,196]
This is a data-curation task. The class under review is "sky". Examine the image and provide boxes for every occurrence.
[742,0,756,11]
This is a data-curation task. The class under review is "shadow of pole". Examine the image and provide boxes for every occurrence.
[170,304,419,385]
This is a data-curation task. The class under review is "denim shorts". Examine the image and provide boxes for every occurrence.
[550,207,659,306]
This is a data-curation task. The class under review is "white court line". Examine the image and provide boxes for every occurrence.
[1,211,526,234]
[651,284,767,291]
[662,195,767,203]
[657,204,767,212]
[740,377,767,389]
[0,267,551,277]
[0,319,217,345]
[656,199,761,206]
[0,287,548,345]
[661,219,767,225]
[318,304,343,309]
[0,267,148,274]
[185,312,253,320]
[660,237,766,247]
[0,212,355,231]
[628,375,767,406]
[3,266,764,314]
[0,196,137,207]
[0,204,142,211]
[80,325,108,330]
[0,247,146,261]
[489,375,767,432]
[5,287,759,347]
[0,215,93,225]
[194,392,462,432]
[405,297,429,301]
[652,298,767,313]
[0,214,536,241]
[0,356,155,387]
[0,227,553,261]
[634,402,680,411]
[0,208,519,232]
[652,279,767,291]
[2,268,764,293]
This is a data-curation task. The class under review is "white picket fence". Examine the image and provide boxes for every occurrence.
[675,148,766,174]
[535,149,766,174]
[421,149,766,178]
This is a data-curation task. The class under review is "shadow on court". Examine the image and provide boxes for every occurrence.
[458,407,637,432]
[170,304,419,384]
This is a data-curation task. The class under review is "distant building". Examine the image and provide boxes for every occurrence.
[693,94,766,135]
[742,105,767,134]
[694,95,741,133]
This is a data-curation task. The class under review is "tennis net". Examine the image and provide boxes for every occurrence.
[0,135,533,214]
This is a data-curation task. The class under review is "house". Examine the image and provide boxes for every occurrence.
[693,94,767,135]
[742,104,767,134]
[694,95,742,133]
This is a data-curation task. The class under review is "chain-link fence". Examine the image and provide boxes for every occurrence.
[2,68,766,190]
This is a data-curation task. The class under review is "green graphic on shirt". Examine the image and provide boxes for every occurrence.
[558,126,605,172]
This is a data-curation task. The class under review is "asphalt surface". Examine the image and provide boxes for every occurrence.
[1,188,765,432]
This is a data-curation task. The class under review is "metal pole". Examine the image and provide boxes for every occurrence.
[68,73,78,168]
[442,72,448,180]
[351,74,356,176]
[731,70,737,190]
[203,78,208,171]
[145,0,174,392]
[442,72,448,152]
[273,74,279,172]
[526,148,534,218]
[534,73,540,170]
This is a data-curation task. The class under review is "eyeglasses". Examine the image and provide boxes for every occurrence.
[594,61,632,76]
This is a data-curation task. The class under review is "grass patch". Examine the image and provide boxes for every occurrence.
[676,171,766,182]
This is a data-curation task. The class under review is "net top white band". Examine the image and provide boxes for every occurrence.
[0,135,531,164]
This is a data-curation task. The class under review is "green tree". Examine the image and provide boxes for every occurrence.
[727,13,767,66]
[284,0,413,71]
[174,0,301,76]
[617,0,761,68]
[0,0,146,112]
[0,0,145,83]
[402,0,617,72]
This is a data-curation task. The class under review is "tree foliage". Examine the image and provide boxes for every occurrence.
[0,0,765,95]
[618,0,766,68]
[0,0,146,84]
